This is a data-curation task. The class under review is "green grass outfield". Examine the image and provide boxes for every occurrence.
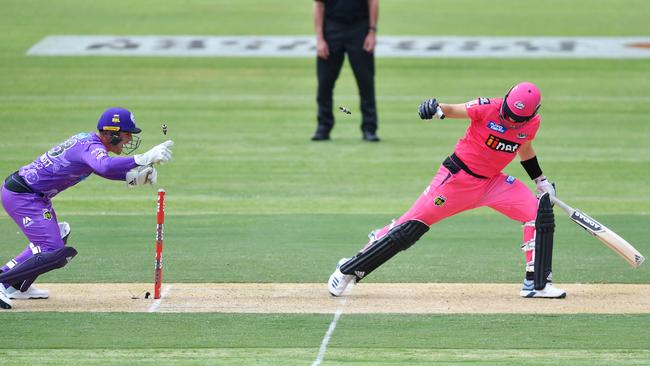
[1,0,649,364]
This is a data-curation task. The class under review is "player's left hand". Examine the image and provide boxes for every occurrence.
[126,165,157,188]
[535,176,556,198]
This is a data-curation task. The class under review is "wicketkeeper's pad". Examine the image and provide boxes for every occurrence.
[0,246,77,290]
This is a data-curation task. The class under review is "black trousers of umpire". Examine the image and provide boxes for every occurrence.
[316,19,377,135]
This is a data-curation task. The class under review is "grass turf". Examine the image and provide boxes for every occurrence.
[0,313,649,365]
[0,0,648,365]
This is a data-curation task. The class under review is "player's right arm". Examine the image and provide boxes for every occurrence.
[418,98,469,120]
[81,147,137,180]
[439,103,469,119]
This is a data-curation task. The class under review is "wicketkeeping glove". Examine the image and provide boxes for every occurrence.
[418,98,440,120]
[134,140,174,166]
[126,165,157,188]
[535,176,556,198]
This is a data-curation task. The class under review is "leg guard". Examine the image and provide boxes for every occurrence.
[534,193,555,290]
[340,220,429,280]
[0,246,77,290]
[14,275,39,293]
[10,222,72,291]
[521,220,536,273]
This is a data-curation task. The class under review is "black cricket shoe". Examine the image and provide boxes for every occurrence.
[362,131,380,142]
[311,132,331,141]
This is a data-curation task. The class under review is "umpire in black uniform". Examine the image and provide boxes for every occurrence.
[312,0,380,142]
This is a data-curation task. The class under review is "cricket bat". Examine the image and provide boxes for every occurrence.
[551,196,645,268]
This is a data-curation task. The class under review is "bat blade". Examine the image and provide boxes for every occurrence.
[592,226,645,267]
[551,197,645,268]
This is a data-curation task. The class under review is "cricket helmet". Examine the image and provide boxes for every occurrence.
[500,82,541,127]
[97,107,142,134]
[97,107,141,154]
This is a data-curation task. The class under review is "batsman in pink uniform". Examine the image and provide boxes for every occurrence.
[328,82,566,298]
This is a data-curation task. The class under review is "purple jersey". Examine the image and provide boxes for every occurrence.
[18,133,137,199]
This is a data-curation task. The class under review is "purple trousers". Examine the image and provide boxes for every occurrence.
[1,185,64,274]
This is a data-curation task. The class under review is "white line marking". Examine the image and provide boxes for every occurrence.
[312,283,354,366]
[147,285,173,313]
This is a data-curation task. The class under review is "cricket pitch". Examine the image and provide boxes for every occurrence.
[7,283,650,313]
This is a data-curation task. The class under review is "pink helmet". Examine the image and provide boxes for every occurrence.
[500,82,541,125]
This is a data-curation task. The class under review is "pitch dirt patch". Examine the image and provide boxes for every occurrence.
[8,283,650,313]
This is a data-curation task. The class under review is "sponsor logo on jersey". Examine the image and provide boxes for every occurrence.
[485,134,520,153]
[466,98,490,109]
[75,132,92,139]
[517,132,528,139]
[487,121,507,134]
[465,100,478,108]
[506,176,516,184]
[434,195,446,206]
[22,169,39,184]
[22,216,33,227]
[42,209,53,220]
[91,147,108,160]
[571,211,604,233]
[29,243,42,255]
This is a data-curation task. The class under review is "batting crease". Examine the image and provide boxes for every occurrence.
[311,283,354,366]
[147,284,173,313]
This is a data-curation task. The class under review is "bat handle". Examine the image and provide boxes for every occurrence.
[550,196,574,215]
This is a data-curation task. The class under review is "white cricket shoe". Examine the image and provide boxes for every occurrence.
[0,286,12,309]
[520,280,566,298]
[6,285,49,300]
[328,258,356,297]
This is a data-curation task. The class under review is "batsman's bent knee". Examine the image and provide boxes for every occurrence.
[340,220,429,280]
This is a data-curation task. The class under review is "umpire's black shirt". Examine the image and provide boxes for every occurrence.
[317,0,369,24]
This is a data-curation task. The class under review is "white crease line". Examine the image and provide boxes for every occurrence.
[147,285,173,313]
[312,283,354,366]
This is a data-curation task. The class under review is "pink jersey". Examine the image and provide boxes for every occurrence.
[453,97,540,178]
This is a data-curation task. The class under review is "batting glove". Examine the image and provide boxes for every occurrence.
[535,176,556,198]
[418,98,440,120]
[134,140,174,166]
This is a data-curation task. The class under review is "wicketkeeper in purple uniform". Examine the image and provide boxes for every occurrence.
[0,107,174,309]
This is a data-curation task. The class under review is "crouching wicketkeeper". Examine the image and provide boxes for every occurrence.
[0,107,174,309]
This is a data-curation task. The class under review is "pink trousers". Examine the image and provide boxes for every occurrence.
[368,165,538,271]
